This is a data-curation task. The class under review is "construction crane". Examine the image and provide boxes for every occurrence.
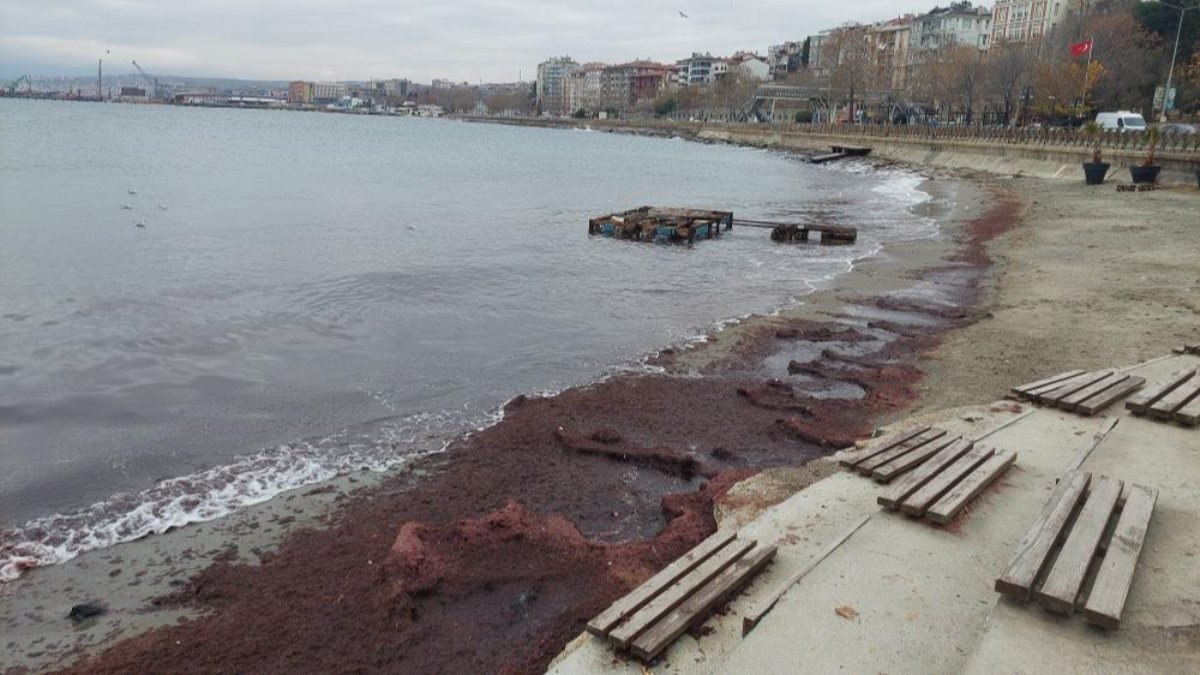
[5,75,32,96]
[131,60,168,100]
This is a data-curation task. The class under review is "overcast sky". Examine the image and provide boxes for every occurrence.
[0,0,921,82]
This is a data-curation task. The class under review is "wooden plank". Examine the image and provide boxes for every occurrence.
[1076,377,1145,416]
[926,451,1017,524]
[1011,370,1086,396]
[1021,371,1098,400]
[741,514,871,636]
[837,425,932,468]
[1083,484,1158,630]
[855,431,954,477]
[878,439,973,509]
[632,545,777,660]
[1033,371,1115,404]
[871,435,962,483]
[1125,367,1196,413]
[1147,379,1200,419]
[994,471,1092,602]
[587,530,736,636]
[607,538,755,648]
[1058,372,1127,411]
[899,444,995,517]
[1175,393,1200,426]
[1035,478,1124,613]
[850,428,948,475]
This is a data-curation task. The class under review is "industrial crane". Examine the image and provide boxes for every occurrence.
[131,60,168,100]
[5,75,32,96]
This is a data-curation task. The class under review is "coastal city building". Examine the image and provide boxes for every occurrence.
[725,52,772,81]
[565,62,605,113]
[767,40,807,80]
[674,53,721,86]
[311,81,347,102]
[910,2,993,54]
[287,80,313,104]
[990,0,1075,43]
[868,17,914,90]
[536,56,580,115]
[599,61,676,110]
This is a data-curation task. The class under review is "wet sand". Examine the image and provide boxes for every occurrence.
[2,174,1017,674]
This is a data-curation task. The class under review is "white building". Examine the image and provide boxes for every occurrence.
[675,53,720,86]
[725,53,771,81]
[312,81,347,101]
[565,63,605,113]
[536,56,580,115]
[990,0,1073,44]
[911,2,993,54]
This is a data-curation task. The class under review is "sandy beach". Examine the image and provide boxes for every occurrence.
[3,158,1197,674]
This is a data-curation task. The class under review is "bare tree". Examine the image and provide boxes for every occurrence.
[824,24,874,122]
[987,40,1034,125]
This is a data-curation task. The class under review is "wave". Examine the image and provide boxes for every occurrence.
[0,408,494,583]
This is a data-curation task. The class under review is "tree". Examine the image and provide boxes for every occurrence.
[824,24,874,122]
[942,44,987,124]
[987,40,1034,125]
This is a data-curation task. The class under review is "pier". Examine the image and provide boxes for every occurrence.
[808,144,873,165]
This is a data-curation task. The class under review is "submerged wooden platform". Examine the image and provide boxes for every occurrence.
[588,206,732,244]
[589,207,857,246]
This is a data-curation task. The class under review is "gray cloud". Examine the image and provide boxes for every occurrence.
[0,0,916,82]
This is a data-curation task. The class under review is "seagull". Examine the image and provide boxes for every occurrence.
[678,10,689,18]
[127,188,137,195]
[157,204,168,211]
[120,203,133,210]
[134,220,146,228]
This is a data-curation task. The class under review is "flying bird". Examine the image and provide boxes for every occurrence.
[127,188,137,195]
[120,203,132,210]
[134,220,146,228]
[678,10,689,19]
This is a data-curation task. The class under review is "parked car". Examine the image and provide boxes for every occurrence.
[1160,122,1197,135]
[1094,111,1147,132]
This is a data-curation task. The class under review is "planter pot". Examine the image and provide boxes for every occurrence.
[1082,162,1110,185]
[1129,165,1161,184]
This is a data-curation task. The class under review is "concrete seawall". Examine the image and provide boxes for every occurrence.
[461,117,1200,186]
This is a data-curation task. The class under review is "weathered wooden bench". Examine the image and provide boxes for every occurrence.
[994,470,1158,629]
[1011,369,1146,416]
[587,531,776,661]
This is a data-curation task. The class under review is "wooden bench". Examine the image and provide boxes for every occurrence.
[1125,367,1200,427]
[995,471,1158,629]
[588,530,776,661]
[1011,369,1145,416]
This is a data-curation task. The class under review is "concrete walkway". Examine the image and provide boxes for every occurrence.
[547,353,1200,674]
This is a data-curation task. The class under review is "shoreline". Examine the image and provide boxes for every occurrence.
[2,166,1014,673]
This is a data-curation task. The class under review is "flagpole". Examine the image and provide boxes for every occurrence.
[1076,36,1093,122]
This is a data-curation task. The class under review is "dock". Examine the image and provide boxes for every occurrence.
[589,207,856,246]
[808,144,873,165]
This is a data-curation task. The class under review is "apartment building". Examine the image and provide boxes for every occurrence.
[536,56,581,115]
[990,0,1074,43]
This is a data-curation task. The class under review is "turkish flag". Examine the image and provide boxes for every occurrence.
[1070,39,1093,58]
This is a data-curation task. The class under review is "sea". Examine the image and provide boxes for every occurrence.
[0,99,939,581]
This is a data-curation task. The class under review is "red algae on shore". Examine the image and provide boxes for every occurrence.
[57,184,1023,675]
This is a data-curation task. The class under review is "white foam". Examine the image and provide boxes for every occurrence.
[0,411,470,583]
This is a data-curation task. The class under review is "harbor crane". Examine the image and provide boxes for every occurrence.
[5,75,32,96]
[131,60,168,100]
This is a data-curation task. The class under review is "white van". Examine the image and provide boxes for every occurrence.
[1095,111,1147,132]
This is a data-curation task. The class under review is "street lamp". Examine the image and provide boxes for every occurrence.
[1155,0,1199,122]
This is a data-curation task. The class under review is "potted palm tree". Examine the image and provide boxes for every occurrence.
[1081,121,1109,185]
[1129,126,1162,184]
